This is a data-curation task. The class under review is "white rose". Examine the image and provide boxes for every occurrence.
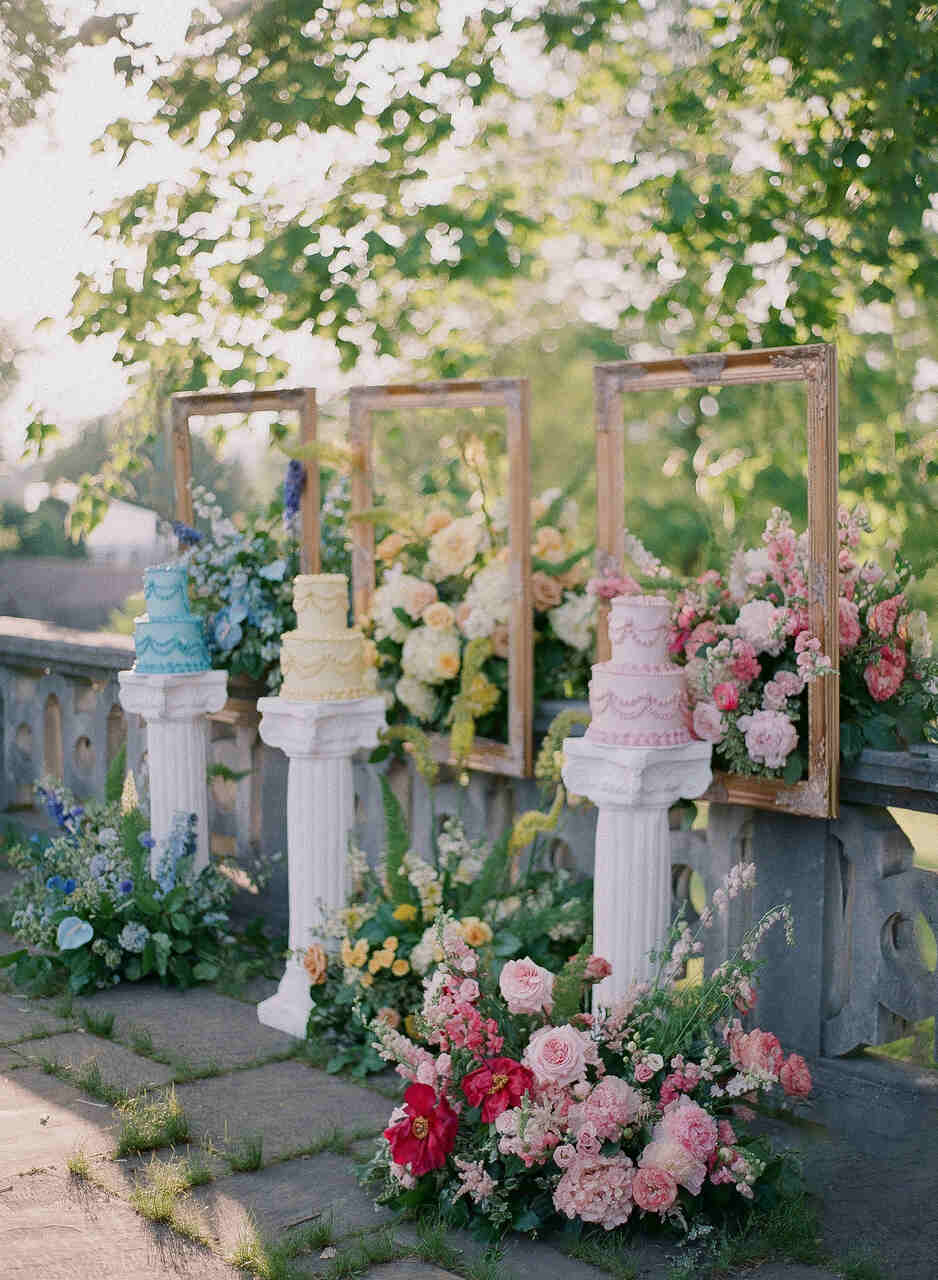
[548,591,596,652]
[426,516,484,580]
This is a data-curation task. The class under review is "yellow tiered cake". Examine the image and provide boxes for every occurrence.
[279,574,368,701]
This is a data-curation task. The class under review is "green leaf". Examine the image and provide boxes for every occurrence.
[782,753,803,783]
[550,937,593,1024]
[380,776,414,905]
[170,913,191,934]
[192,960,218,981]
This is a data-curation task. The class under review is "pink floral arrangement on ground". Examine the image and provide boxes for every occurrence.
[366,865,810,1240]
[660,506,938,779]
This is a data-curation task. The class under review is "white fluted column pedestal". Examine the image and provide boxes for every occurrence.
[255,694,386,1037]
[562,736,712,1005]
[118,669,228,874]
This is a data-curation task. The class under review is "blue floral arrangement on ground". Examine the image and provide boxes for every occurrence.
[4,780,233,995]
[170,463,352,693]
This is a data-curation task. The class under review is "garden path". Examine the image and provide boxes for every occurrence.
[0,910,930,1280]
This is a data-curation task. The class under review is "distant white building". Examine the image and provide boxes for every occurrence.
[22,480,174,566]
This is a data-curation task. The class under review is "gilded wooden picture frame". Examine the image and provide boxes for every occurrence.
[594,344,839,818]
[171,386,320,572]
[348,377,533,778]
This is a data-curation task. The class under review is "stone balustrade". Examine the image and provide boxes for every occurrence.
[1,616,935,1077]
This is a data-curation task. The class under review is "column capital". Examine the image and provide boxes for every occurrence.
[118,668,228,720]
[562,735,712,810]
[257,694,386,758]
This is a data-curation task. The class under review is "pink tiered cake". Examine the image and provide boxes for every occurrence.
[586,595,692,747]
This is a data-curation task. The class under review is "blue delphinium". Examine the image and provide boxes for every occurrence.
[283,459,304,530]
[171,520,203,547]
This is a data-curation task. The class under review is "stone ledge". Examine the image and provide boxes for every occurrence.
[0,615,134,677]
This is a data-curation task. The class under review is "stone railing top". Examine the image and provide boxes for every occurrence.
[0,615,135,678]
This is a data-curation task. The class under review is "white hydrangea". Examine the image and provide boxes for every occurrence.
[395,674,437,722]
[548,591,596,652]
[371,569,437,642]
[464,562,513,625]
[402,625,461,685]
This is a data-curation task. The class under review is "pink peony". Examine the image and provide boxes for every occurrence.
[713,682,739,711]
[571,1076,643,1141]
[692,701,726,743]
[584,954,613,982]
[762,669,805,712]
[868,594,904,639]
[638,1136,707,1196]
[631,1165,678,1213]
[736,709,798,769]
[553,1153,635,1230]
[499,957,554,1016]
[838,597,862,651]
[727,1027,784,1080]
[736,599,786,655]
[779,1053,812,1098]
[524,1024,592,1088]
[864,644,906,702]
[659,1095,718,1161]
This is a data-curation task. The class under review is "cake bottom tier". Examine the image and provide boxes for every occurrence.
[279,630,368,701]
[586,663,693,747]
[134,617,211,674]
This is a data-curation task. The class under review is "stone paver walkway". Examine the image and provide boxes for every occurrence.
[0,979,928,1280]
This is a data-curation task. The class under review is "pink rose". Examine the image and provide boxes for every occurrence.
[524,1024,589,1088]
[634,1062,654,1084]
[838,597,861,651]
[727,1027,784,1080]
[686,620,719,658]
[638,1136,706,1196]
[869,594,904,639]
[713,682,739,711]
[779,1053,812,1098]
[498,957,554,1016]
[692,701,726,743]
[736,709,797,769]
[584,954,613,982]
[587,571,640,601]
[631,1165,678,1213]
[864,644,906,702]
[659,1095,718,1161]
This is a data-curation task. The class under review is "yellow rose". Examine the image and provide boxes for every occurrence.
[341,937,368,968]
[370,948,393,972]
[422,601,456,631]
[383,936,399,952]
[377,532,408,562]
[459,917,493,948]
[393,903,418,923]
[437,651,461,680]
[360,972,374,988]
[303,944,328,985]
[424,509,453,536]
[533,525,568,563]
[531,570,564,612]
[391,958,410,977]
[404,1015,420,1038]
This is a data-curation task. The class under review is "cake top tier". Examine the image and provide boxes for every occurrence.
[143,564,191,620]
[608,593,673,666]
[293,573,351,636]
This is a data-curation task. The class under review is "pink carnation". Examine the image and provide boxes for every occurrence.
[779,1053,812,1098]
[838,597,861,651]
[713,682,739,711]
[736,709,797,769]
[692,701,726,743]
[659,1095,718,1161]
[553,1152,635,1230]
[571,1076,642,1142]
[864,644,906,702]
[729,640,761,685]
[631,1165,678,1213]
[727,1026,784,1080]
[717,1119,737,1146]
[638,1136,706,1196]
[524,1023,592,1088]
[499,957,554,1016]
[869,594,904,639]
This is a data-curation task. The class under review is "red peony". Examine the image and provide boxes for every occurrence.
[462,1056,534,1123]
[384,1083,459,1175]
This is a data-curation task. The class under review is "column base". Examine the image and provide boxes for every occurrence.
[257,960,311,1039]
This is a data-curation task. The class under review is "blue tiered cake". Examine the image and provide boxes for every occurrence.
[133,564,211,674]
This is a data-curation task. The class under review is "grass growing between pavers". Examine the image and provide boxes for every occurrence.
[39,1054,129,1105]
[228,1133,265,1172]
[129,1154,217,1246]
[80,1008,116,1039]
[229,1218,338,1280]
[565,1234,638,1279]
[116,1088,190,1156]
